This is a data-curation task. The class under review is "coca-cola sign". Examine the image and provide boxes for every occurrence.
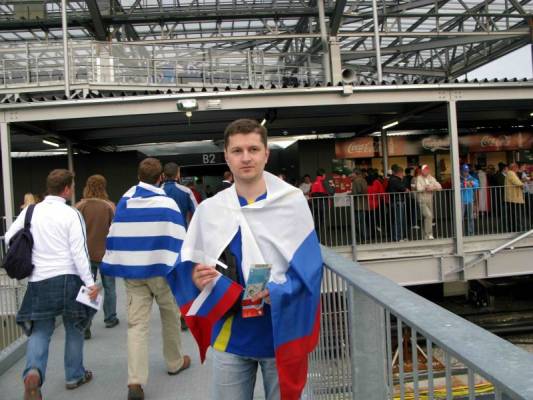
[422,136,450,152]
[336,137,375,158]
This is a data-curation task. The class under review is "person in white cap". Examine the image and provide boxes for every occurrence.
[415,165,442,240]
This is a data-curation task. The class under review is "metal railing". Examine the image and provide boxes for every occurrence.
[305,246,533,399]
[0,236,26,353]
[309,185,533,247]
[0,41,327,90]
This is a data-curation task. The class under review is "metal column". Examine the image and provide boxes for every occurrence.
[371,0,383,82]
[61,0,70,98]
[67,140,76,204]
[381,128,389,175]
[318,0,332,83]
[348,286,388,399]
[448,100,464,255]
[329,37,343,84]
[1,122,14,228]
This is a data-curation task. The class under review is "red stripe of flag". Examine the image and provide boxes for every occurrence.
[275,304,321,400]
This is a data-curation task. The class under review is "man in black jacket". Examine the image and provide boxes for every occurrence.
[387,164,409,241]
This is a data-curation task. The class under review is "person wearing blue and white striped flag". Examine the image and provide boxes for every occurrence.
[100,158,190,400]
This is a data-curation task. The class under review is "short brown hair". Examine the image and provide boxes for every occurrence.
[223,119,267,149]
[163,162,180,179]
[138,158,162,185]
[46,169,74,195]
[83,174,109,200]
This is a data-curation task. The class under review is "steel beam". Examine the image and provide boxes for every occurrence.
[318,0,332,83]
[61,0,70,98]
[371,0,383,81]
[0,8,325,31]
[330,0,347,35]
[342,32,528,61]
[447,100,464,256]
[0,121,14,227]
[86,0,108,41]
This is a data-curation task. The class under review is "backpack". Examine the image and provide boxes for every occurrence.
[2,204,36,280]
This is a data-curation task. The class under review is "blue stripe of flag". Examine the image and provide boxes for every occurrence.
[195,275,235,317]
[106,236,183,253]
[113,208,182,224]
[268,231,323,348]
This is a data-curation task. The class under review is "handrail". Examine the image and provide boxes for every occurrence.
[463,228,533,270]
[321,245,533,399]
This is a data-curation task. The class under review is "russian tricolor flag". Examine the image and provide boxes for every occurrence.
[167,262,243,362]
[268,231,323,400]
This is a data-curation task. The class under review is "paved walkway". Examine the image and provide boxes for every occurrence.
[0,281,265,400]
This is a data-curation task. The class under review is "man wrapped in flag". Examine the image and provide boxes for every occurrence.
[100,158,190,400]
[169,119,323,400]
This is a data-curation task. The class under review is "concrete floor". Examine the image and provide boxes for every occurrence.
[0,281,265,400]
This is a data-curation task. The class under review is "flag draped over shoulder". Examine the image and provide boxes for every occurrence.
[171,172,323,400]
[167,264,243,362]
[100,182,186,279]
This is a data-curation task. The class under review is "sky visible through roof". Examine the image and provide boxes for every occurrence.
[467,45,532,80]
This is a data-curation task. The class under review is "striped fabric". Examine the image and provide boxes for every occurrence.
[100,181,186,279]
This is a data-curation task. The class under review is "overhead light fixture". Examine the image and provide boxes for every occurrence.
[176,99,198,112]
[382,120,399,130]
[530,112,533,117]
[261,118,267,126]
[42,138,60,148]
[185,111,193,118]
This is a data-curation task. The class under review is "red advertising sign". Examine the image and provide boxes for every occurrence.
[335,137,375,159]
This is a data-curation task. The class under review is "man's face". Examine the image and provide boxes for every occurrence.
[304,176,311,184]
[224,132,269,184]
[421,168,429,177]
[461,170,469,178]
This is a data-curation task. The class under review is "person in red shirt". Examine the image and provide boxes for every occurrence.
[366,171,385,241]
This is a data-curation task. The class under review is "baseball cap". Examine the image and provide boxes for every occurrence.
[461,164,469,172]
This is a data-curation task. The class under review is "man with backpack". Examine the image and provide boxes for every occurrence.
[4,169,99,400]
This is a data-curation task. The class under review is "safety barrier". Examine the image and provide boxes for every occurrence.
[0,237,26,353]
[305,246,533,399]
[1,41,326,90]
[309,185,533,247]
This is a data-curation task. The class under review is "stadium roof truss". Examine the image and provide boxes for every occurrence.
[0,0,531,86]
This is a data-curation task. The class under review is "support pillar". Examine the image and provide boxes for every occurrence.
[447,101,464,255]
[61,0,70,98]
[67,140,75,204]
[318,0,332,83]
[381,128,389,175]
[349,286,388,399]
[329,37,342,84]
[371,0,383,82]
[1,122,14,228]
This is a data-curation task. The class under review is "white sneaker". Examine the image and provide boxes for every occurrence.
[427,235,434,240]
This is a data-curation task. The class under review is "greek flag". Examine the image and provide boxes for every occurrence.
[101,182,186,279]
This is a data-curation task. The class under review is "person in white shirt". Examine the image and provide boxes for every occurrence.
[415,165,442,240]
[299,174,312,200]
[5,169,99,400]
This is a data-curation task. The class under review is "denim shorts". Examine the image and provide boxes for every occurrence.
[16,274,96,335]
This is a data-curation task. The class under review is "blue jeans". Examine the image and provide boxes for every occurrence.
[91,261,117,323]
[462,203,474,236]
[212,350,280,400]
[393,201,406,241]
[24,316,86,385]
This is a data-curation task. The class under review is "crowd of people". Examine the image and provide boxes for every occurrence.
[297,161,533,243]
[5,119,322,400]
